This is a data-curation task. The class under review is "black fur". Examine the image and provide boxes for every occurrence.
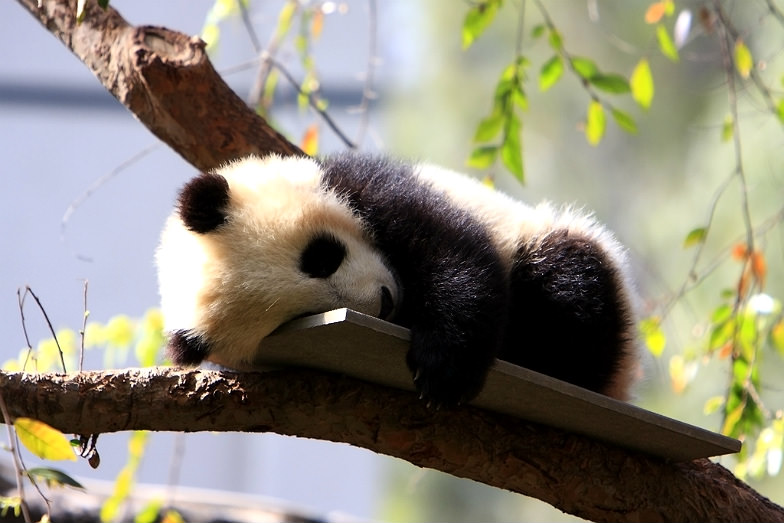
[178,173,230,233]
[300,234,347,278]
[320,154,509,406]
[498,232,632,393]
[168,330,212,365]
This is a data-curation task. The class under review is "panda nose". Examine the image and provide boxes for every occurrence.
[379,285,394,320]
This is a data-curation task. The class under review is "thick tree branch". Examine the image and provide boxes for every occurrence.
[17,0,303,172]
[2,368,782,523]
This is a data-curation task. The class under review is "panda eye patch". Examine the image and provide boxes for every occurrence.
[300,234,347,278]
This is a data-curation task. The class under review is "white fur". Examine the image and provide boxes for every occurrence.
[156,155,398,369]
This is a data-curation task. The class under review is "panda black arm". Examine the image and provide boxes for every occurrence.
[320,154,510,406]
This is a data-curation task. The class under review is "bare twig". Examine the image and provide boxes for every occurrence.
[17,287,66,373]
[0,391,32,523]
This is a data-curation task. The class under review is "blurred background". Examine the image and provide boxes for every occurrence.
[2,1,783,521]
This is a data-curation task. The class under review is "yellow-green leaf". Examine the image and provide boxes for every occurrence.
[610,107,637,134]
[590,73,631,94]
[656,24,679,62]
[777,98,784,124]
[467,146,498,169]
[462,0,500,49]
[539,55,563,92]
[683,227,707,248]
[735,39,753,79]
[571,56,599,80]
[630,58,654,109]
[640,316,666,357]
[703,396,725,415]
[14,418,76,461]
[585,100,605,146]
[721,114,734,142]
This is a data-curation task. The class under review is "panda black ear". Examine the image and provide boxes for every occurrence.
[177,173,230,234]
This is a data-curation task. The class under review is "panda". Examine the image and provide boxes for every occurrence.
[156,152,638,406]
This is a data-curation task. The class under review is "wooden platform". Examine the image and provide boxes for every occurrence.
[253,308,740,462]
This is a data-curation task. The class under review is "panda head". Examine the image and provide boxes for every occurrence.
[156,155,398,369]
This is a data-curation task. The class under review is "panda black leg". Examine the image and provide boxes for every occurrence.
[167,330,212,366]
[500,231,632,395]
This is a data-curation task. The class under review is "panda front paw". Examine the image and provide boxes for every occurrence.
[406,337,491,408]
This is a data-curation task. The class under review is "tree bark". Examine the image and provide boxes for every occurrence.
[18,0,303,173]
[11,1,784,522]
[2,368,783,523]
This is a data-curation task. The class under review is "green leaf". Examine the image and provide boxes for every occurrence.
[462,1,501,49]
[531,24,546,39]
[610,107,637,134]
[571,56,599,80]
[500,116,524,182]
[735,39,753,79]
[656,24,679,62]
[585,100,605,146]
[547,29,563,51]
[703,396,725,416]
[777,98,784,124]
[590,73,631,94]
[467,146,499,169]
[27,468,84,489]
[14,418,76,461]
[630,58,654,109]
[640,317,666,357]
[539,55,563,92]
[473,112,505,142]
[683,227,707,248]
[721,114,734,142]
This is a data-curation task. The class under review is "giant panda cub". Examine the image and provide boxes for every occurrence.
[156,153,638,406]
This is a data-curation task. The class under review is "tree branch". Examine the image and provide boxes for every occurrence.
[1,368,782,523]
[17,0,303,172]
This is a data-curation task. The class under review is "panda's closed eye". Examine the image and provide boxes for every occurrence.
[300,234,347,278]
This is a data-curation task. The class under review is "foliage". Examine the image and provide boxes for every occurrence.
[461,0,784,482]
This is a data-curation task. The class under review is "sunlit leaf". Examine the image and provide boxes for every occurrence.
[467,146,498,169]
[777,98,784,124]
[585,100,605,146]
[135,500,162,523]
[750,250,766,288]
[27,468,84,489]
[571,56,599,80]
[590,73,631,94]
[473,112,505,142]
[14,418,76,461]
[539,55,563,91]
[711,303,732,324]
[639,316,666,357]
[683,227,707,248]
[735,39,753,79]
[500,116,524,182]
[547,29,563,51]
[630,58,654,109]
[721,401,746,436]
[645,2,668,24]
[731,242,748,260]
[610,107,637,134]
[721,114,734,142]
[310,9,324,40]
[300,124,319,156]
[771,321,784,356]
[462,0,500,49]
[703,396,724,415]
[106,315,134,348]
[669,354,693,393]
[656,24,680,62]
